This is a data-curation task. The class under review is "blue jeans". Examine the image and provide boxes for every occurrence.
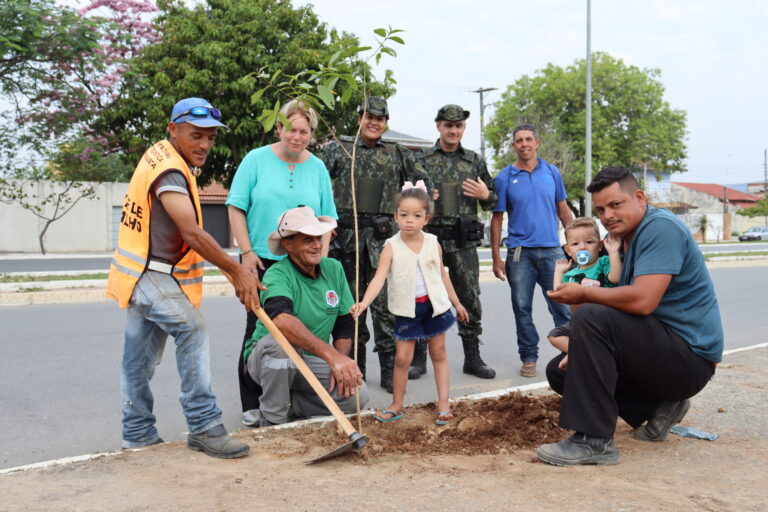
[505,246,571,363]
[121,271,222,448]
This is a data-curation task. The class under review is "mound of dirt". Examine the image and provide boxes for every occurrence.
[246,392,566,461]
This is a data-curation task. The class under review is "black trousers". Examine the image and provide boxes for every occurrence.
[237,258,277,412]
[545,303,715,439]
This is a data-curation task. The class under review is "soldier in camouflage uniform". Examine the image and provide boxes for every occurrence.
[411,104,497,379]
[322,96,429,393]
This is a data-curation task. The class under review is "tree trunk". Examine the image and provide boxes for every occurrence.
[38,220,51,255]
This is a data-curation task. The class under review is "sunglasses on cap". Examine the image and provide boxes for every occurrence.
[172,106,222,123]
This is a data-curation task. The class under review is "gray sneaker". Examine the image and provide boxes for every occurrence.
[242,409,262,427]
[632,399,691,442]
[187,424,249,459]
[537,433,620,466]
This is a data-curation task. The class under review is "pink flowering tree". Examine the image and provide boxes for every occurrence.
[22,0,159,162]
[0,0,157,252]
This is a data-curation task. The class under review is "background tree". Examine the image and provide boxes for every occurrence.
[0,0,98,107]
[98,0,394,187]
[738,199,768,218]
[486,52,688,214]
[1,0,153,253]
[0,165,97,255]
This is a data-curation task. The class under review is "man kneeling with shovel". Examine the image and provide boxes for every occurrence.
[245,206,368,426]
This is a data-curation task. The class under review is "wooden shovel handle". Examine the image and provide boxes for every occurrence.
[252,305,358,438]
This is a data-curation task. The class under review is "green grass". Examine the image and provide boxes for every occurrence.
[1,268,224,284]
[704,251,768,260]
[0,272,109,283]
[19,286,45,292]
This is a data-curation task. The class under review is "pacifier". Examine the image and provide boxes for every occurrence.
[576,250,591,266]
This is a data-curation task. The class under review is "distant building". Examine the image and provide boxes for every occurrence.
[667,182,764,241]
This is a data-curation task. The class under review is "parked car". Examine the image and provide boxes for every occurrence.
[738,226,768,241]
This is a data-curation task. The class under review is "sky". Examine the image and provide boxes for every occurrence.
[298,0,768,186]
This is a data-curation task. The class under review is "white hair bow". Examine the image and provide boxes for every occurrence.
[401,180,427,192]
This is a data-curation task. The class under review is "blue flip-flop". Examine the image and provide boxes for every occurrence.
[374,409,404,423]
[435,411,454,426]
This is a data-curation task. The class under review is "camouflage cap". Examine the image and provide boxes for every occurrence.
[359,96,389,118]
[435,104,470,122]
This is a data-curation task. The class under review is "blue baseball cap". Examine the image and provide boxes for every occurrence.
[170,97,228,129]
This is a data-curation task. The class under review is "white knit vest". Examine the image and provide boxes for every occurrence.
[386,232,451,318]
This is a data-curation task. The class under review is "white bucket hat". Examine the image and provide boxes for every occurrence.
[267,206,337,256]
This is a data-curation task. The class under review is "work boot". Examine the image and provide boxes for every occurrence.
[462,338,496,379]
[632,399,691,442]
[537,433,619,466]
[520,361,537,378]
[187,424,250,459]
[378,350,395,393]
[408,339,428,380]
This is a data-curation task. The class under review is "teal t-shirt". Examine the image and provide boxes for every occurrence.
[244,257,354,361]
[226,145,338,260]
[620,207,724,362]
[563,255,616,287]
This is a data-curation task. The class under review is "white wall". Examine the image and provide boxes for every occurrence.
[0,180,128,253]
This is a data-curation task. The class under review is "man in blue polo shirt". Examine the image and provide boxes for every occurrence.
[490,124,573,378]
[537,166,722,466]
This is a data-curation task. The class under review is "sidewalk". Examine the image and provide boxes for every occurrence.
[1,345,765,511]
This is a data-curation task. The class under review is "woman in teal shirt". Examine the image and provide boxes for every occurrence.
[226,99,337,425]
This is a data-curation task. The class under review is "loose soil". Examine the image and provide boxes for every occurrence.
[263,392,565,461]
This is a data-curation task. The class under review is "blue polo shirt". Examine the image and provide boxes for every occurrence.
[621,207,724,362]
[493,158,567,248]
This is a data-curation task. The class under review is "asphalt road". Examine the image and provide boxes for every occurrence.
[1,265,766,469]
[1,242,767,274]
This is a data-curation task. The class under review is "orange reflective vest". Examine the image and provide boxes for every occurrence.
[106,140,205,308]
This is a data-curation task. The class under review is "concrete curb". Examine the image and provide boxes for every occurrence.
[0,376,552,475]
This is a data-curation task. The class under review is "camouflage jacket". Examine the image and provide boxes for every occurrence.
[415,141,497,251]
[322,135,430,266]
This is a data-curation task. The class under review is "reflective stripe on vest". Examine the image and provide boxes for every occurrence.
[106,140,206,308]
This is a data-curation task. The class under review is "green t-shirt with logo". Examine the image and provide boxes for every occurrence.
[244,257,354,361]
[562,254,616,288]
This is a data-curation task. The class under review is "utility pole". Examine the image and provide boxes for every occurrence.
[584,0,593,216]
[472,87,497,161]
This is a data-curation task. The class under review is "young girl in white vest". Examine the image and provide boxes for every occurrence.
[350,180,468,425]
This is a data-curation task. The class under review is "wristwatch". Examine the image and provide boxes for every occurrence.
[241,249,253,256]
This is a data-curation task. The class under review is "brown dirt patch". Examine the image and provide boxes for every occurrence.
[248,392,565,462]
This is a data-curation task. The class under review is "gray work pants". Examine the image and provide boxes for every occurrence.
[247,334,369,424]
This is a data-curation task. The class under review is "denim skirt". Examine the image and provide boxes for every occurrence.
[393,298,456,341]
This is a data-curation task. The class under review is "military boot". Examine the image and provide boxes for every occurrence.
[462,338,496,379]
[408,339,428,379]
[378,350,395,393]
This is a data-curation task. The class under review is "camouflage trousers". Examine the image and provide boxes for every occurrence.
[443,246,483,341]
[333,248,396,356]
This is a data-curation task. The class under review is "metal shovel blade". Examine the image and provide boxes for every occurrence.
[305,432,368,464]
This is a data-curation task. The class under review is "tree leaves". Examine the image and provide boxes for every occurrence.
[96,0,395,186]
[486,52,688,212]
